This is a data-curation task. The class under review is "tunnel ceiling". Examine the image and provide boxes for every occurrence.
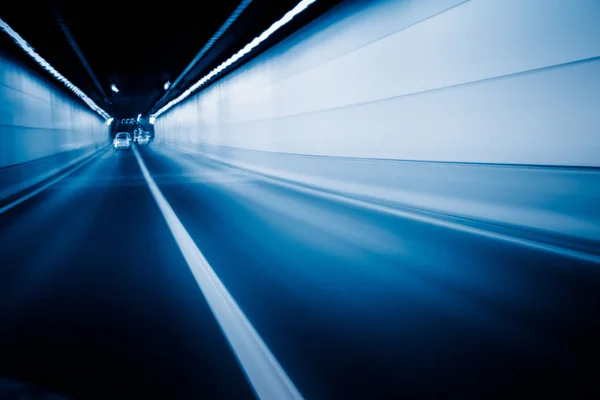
[0,0,343,120]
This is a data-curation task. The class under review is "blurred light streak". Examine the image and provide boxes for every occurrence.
[0,147,107,215]
[151,0,318,119]
[0,17,111,121]
[152,0,253,113]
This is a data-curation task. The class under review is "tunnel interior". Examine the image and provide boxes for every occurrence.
[1,1,600,399]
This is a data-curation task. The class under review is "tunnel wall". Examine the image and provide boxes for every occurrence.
[0,52,108,200]
[155,0,600,244]
[156,0,600,166]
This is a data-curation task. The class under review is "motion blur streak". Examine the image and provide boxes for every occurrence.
[1,144,599,398]
[0,146,107,215]
[152,0,318,117]
[0,17,110,119]
[132,145,304,400]
[171,145,600,265]
[1,0,600,398]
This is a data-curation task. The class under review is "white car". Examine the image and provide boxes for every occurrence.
[113,132,132,149]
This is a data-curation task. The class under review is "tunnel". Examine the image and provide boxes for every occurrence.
[1,0,599,399]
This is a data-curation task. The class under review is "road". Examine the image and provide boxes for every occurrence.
[0,144,599,399]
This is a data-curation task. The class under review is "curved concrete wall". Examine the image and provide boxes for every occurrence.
[156,0,600,166]
[0,53,108,168]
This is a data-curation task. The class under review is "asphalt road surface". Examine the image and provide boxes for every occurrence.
[1,144,599,399]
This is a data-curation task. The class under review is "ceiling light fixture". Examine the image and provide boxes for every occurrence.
[152,0,253,111]
[151,0,318,120]
[110,84,119,93]
[0,17,111,121]
[163,81,171,90]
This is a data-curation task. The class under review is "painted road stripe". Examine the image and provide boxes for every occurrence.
[0,146,108,215]
[132,146,304,400]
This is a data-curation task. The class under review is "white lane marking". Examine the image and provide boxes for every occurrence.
[0,146,109,215]
[164,145,600,265]
[132,146,304,400]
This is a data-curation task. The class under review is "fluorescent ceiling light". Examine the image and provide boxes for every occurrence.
[0,17,111,121]
[151,0,317,119]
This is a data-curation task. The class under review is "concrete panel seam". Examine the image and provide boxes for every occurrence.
[218,55,600,124]
[225,0,472,98]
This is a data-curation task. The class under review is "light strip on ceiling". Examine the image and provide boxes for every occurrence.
[152,0,253,112]
[0,17,111,120]
[151,0,317,119]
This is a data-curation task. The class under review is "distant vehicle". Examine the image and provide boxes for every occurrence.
[113,132,132,150]
[137,133,150,145]
[133,129,142,143]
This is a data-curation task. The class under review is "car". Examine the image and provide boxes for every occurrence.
[113,132,132,149]
[137,133,150,145]
[133,129,142,143]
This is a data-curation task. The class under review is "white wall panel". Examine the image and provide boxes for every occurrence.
[0,54,107,167]
[157,0,600,166]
